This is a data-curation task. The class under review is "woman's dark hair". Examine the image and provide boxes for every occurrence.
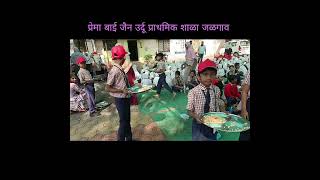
[175,71,181,76]
[228,75,237,82]
[155,52,164,61]
[70,73,76,78]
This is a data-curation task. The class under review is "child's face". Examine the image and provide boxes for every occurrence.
[71,77,77,83]
[79,63,86,68]
[175,74,180,78]
[199,69,216,87]
[190,72,195,77]
[114,58,125,65]
[120,59,125,65]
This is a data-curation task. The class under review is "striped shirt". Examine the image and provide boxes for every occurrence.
[156,61,166,74]
[187,83,222,117]
[106,63,129,98]
[77,68,93,84]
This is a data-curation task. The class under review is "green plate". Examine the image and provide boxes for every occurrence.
[129,85,154,94]
[202,112,228,128]
[219,114,250,132]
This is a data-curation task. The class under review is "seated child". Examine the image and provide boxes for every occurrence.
[224,75,241,111]
[186,70,199,90]
[70,73,86,112]
[172,71,184,93]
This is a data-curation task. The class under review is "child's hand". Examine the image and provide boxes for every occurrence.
[86,79,94,84]
[196,115,203,123]
[241,110,249,120]
[122,89,131,95]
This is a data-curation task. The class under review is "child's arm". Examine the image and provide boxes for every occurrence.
[191,82,198,86]
[187,90,202,123]
[188,110,203,123]
[84,79,94,84]
[106,69,131,94]
[241,84,249,119]
[177,85,184,89]
[79,78,93,85]
[106,85,131,94]
[219,100,228,114]
[73,84,83,93]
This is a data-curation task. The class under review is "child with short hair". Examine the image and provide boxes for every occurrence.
[186,70,198,90]
[70,73,86,112]
[77,57,97,117]
[172,71,184,93]
[187,59,224,141]
[154,53,176,99]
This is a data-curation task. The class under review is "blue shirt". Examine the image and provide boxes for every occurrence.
[198,45,206,54]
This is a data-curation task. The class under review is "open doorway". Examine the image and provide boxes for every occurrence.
[128,40,138,61]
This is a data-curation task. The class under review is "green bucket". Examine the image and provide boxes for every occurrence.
[217,131,240,141]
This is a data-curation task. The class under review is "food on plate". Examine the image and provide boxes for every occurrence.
[203,116,226,124]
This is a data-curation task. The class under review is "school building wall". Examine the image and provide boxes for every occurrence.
[70,39,226,64]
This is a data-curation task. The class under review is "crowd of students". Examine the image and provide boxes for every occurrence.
[70,42,250,141]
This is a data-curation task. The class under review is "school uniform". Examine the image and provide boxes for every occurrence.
[77,67,96,114]
[187,83,222,141]
[156,61,173,94]
[106,63,132,141]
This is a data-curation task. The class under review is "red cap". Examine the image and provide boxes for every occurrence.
[93,51,97,54]
[111,45,128,60]
[224,54,232,60]
[198,59,217,73]
[76,57,86,64]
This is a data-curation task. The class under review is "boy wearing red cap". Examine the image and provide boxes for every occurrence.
[77,57,97,117]
[187,59,223,141]
[106,45,133,141]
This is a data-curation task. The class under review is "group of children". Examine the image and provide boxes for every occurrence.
[70,57,98,117]
[187,58,251,141]
[70,44,250,141]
